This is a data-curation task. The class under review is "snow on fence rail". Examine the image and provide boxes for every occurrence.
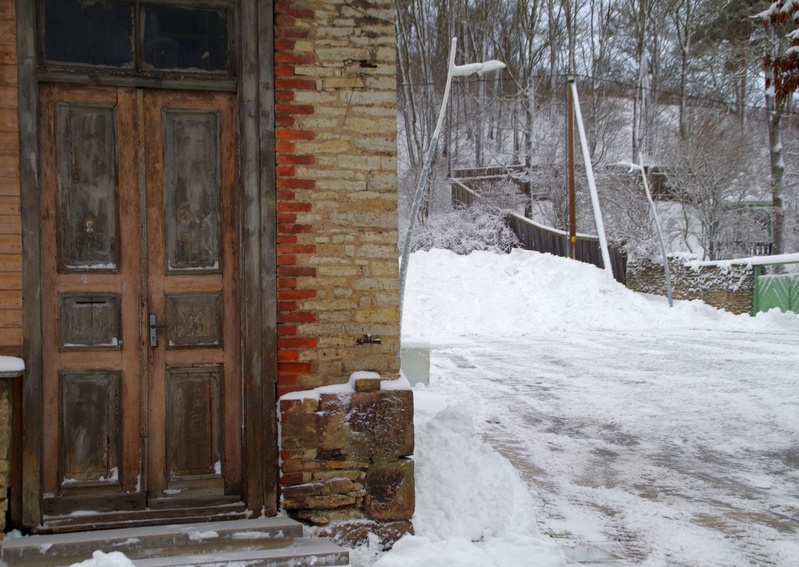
[451,165,526,180]
[451,180,627,284]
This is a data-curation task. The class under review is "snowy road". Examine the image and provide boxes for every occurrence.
[428,329,799,567]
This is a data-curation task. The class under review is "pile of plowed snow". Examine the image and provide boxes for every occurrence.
[402,249,799,338]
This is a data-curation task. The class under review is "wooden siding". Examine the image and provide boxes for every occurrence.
[0,0,20,356]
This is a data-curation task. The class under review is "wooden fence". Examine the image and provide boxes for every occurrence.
[452,181,627,284]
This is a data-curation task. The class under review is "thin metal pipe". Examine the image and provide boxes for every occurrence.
[399,38,458,323]
[569,81,614,278]
[636,153,674,307]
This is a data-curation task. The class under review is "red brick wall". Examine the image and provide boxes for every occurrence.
[274,2,319,396]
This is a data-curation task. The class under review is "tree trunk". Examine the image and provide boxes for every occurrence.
[548,0,558,122]
[679,46,687,139]
[632,78,641,160]
[768,110,785,256]
[765,67,785,256]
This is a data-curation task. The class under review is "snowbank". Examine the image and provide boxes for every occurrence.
[402,249,799,339]
[372,386,565,567]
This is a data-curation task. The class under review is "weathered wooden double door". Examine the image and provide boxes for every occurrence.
[39,84,242,517]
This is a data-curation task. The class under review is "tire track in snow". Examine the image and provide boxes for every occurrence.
[429,331,799,566]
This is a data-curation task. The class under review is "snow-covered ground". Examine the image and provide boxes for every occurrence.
[365,249,799,567]
[68,248,798,567]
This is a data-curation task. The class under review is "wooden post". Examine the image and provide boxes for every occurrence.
[16,0,43,528]
[752,265,762,316]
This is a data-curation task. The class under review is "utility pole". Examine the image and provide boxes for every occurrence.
[567,76,576,259]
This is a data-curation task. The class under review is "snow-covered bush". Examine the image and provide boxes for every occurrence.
[594,167,659,260]
[411,181,523,255]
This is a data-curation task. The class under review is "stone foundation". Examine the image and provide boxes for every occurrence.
[0,379,9,536]
[0,365,22,537]
[279,373,414,546]
[626,258,753,315]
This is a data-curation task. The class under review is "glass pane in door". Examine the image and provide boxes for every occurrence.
[43,0,135,67]
[142,5,229,72]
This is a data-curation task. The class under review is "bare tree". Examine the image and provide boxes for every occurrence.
[594,167,659,258]
[661,111,763,259]
[393,0,798,258]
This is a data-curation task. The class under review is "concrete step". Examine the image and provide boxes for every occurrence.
[0,517,348,567]
[132,538,349,566]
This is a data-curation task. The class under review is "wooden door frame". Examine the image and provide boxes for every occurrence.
[14,0,278,528]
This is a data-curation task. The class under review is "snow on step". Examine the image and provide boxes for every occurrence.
[131,538,349,566]
[0,517,333,567]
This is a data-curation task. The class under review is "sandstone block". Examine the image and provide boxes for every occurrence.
[312,469,365,482]
[364,459,415,521]
[317,390,413,462]
[282,482,323,499]
[321,478,354,495]
[282,459,323,474]
[284,494,356,511]
[354,377,380,392]
[280,404,320,451]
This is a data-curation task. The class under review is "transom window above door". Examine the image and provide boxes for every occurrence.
[40,0,235,80]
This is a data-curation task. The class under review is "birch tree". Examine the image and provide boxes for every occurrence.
[758,0,799,256]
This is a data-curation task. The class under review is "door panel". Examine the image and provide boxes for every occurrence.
[55,102,119,271]
[166,368,223,481]
[59,293,121,349]
[144,90,241,503]
[41,85,141,507]
[166,293,224,348]
[40,84,241,519]
[59,371,120,487]
[162,110,222,272]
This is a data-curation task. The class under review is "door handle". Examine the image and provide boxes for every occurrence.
[148,314,168,348]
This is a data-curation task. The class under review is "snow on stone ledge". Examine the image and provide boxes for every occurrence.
[380,374,412,391]
[685,252,799,270]
[279,371,411,402]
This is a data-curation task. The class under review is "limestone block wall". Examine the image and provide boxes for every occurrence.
[626,258,754,315]
[279,375,414,544]
[0,378,10,536]
[274,0,401,397]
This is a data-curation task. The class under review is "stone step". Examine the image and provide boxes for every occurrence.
[0,517,345,567]
[131,538,349,566]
